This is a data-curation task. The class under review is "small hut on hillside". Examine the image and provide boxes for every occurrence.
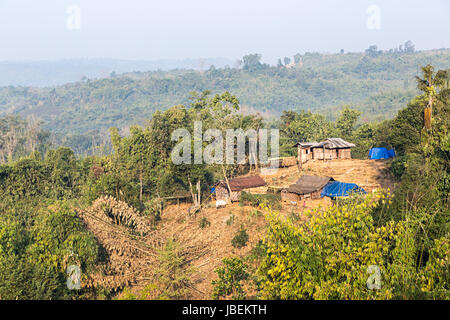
[281,175,335,202]
[294,142,317,165]
[214,175,267,203]
[310,138,355,160]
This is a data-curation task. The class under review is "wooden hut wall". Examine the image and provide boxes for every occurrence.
[282,188,324,202]
[215,185,229,202]
[230,191,241,202]
[338,148,352,159]
[310,190,322,199]
[312,148,338,160]
[327,149,338,160]
[300,148,313,163]
[281,191,300,202]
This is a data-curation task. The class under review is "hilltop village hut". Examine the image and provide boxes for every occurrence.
[295,138,355,168]
[294,142,317,169]
[310,138,355,160]
[214,175,267,204]
[281,175,335,202]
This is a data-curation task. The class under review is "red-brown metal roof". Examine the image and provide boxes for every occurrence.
[219,175,267,191]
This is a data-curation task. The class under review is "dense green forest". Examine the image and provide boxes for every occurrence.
[0,64,448,300]
[0,46,449,155]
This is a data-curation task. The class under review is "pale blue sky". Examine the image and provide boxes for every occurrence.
[0,0,449,63]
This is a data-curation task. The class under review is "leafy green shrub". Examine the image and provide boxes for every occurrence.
[250,209,262,218]
[239,192,281,209]
[288,210,301,222]
[421,237,449,299]
[248,240,267,262]
[154,239,193,300]
[258,190,449,300]
[144,198,165,221]
[117,287,137,300]
[226,213,235,226]
[199,217,211,229]
[116,240,194,300]
[390,155,407,179]
[212,257,249,300]
[261,196,387,299]
[0,203,100,299]
[334,191,372,207]
[231,226,249,249]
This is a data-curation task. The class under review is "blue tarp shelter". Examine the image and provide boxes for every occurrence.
[387,149,395,158]
[320,181,367,198]
[369,147,395,160]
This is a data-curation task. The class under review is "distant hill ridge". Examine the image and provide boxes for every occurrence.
[0,49,449,138]
[0,58,235,87]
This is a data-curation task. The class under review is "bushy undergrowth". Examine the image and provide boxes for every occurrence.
[256,191,449,300]
[231,226,249,249]
[0,203,100,299]
[199,217,211,228]
[212,257,249,300]
[239,192,281,210]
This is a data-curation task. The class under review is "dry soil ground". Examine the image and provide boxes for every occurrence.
[126,158,394,299]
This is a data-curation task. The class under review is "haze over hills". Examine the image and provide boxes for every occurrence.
[0,58,235,87]
[0,47,449,153]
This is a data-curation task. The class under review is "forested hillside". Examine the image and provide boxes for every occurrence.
[0,48,449,155]
[0,65,448,300]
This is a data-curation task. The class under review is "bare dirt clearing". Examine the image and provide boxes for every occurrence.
[264,159,394,193]
[122,159,394,299]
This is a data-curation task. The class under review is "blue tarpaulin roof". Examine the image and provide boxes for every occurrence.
[320,181,367,198]
[387,149,395,158]
[369,147,395,160]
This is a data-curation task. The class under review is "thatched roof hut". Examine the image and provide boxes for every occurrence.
[313,138,355,149]
[310,138,355,160]
[287,175,335,195]
[215,175,267,203]
[282,175,334,202]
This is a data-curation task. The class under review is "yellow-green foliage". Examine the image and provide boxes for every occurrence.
[0,203,99,299]
[258,191,448,300]
[212,257,249,300]
[240,192,281,210]
[421,237,449,298]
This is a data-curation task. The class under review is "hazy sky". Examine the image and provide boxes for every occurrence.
[0,0,449,64]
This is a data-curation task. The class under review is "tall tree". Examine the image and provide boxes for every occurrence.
[335,106,361,139]
[242,54,265,72]
[415,64,448,130]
